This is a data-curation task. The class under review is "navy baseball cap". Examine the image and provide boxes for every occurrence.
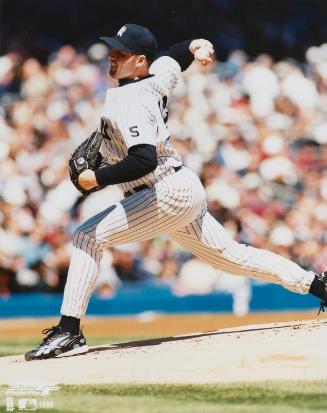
[101,24,157,61]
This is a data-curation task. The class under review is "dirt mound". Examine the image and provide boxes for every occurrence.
[1,319,326,384]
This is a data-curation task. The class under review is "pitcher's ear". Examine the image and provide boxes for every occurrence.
[137,54,147,66]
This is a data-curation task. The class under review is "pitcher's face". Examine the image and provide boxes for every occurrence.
[108,49,141,79]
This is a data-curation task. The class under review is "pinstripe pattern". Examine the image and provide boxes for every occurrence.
[170,211,315,294]
[60,57,315,319]
[99,56,182,194]
[61,167,315,318]
[61,168,205,317]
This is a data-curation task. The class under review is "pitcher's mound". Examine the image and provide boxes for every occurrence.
[1,319,326,384]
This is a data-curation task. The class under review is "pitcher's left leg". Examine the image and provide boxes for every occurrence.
[171,211,315,294]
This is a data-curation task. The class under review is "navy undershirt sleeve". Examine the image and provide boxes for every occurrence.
[157,40,194,71]
[94,144,157,187]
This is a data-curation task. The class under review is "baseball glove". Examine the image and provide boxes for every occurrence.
[69,130,108,196]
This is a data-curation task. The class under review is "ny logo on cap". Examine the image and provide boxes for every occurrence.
[117,26,127,37]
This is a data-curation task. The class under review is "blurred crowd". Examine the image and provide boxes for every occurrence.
[0,41,327,315]
[4,0,326,62]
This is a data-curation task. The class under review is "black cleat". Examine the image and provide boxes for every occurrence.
[25,325,88,361]
[309,271,327,314]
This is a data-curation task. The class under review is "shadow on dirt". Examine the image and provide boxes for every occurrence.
[86,320,325,355]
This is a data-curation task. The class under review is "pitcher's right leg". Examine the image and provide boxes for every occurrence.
[25,168,205,360]
[61,174,203,319]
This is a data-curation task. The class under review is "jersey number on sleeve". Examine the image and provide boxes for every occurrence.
[129,126,140,137]
[101,117,111,140]
[158,96,168,123]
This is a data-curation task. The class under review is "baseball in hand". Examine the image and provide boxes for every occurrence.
[194,47,213,65]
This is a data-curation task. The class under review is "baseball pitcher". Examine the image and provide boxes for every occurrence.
[25,24,327,360]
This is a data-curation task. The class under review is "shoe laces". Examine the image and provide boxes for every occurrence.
[41,325,62,343]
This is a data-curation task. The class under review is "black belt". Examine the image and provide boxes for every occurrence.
[124,165,182,197]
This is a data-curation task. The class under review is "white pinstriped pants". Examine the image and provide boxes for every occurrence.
[61,167,315,318]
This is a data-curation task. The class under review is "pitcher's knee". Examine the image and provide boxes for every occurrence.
[225,240,250,260]
[73,224,103,251]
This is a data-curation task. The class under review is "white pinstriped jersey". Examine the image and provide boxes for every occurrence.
[99,56,183,193]
[61,46,316,321]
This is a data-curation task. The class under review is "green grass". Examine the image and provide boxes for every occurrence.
[0,336,157,357]
[1,381,327,413]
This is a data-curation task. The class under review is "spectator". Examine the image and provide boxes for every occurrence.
[0,40,326,298]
